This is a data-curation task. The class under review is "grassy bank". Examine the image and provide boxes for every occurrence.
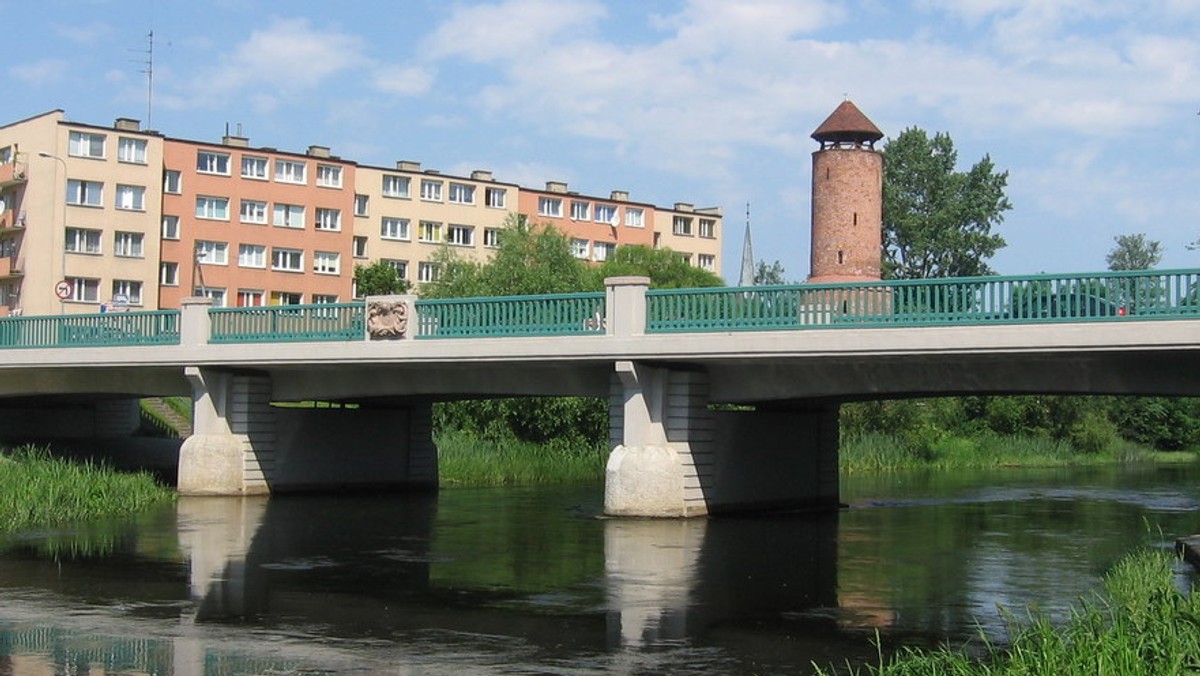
[839,431,1185,474]
[436,430,608,486]
[817,547,1200,675]
[0,445,175,533]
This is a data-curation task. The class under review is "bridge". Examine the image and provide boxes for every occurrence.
[0,268,1198,517]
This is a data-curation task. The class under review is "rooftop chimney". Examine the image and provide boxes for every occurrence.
[114,118,141,132]
[396,160,421,172]
[610,190,629,202]
[307,145,331,158]
[546,181,569,194]
[674,202,694,212]
[471,170,494,182]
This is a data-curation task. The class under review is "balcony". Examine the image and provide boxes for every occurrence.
[0,209,23,230]
[0,160,28,187]
[0,257,22,278]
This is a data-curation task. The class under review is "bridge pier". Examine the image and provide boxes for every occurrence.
[178,366,437,496]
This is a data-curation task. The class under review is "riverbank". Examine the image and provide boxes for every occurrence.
[0,445,175,533]
[816,547,1200,675]
[436,430,607,486]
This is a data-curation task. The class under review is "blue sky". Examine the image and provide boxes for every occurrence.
[4,0,1199,282]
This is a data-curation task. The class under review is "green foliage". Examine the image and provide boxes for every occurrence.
[754,259,788,285]
[434,397,607,448]
[1111,397,1200,451]
[0,445,174,533]
[882,127,1011,279]
[435,429,606,486]
[1106,233,1164,271]
[593,245,724,289]
[354,260,411,296]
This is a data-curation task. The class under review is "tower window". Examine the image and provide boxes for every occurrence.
[825,168,830,180]
[853,212,858,226]
[838,250,844,265]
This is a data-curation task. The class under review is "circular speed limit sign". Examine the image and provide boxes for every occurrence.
[54,280,73,300]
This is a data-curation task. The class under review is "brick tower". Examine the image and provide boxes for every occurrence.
[808,100,884,283]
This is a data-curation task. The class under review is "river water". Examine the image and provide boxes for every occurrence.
[2,463,1199,674]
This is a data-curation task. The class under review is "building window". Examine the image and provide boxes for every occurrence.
[115,184,145,211]
[163,170,181,194]
[111,279,142,306]
[352,236,367,258]
[570,238,590,259]
[448,182,475,204]
[571,200,590,221]
[195,240,229,265]
[381,217,410,241]
[316,164,342,188]
[196,195,230,220]
[271,247,304,272]
[197,151,231,175]
[274,159,307,184]
[237,290,264,307]
[678,252,692,265]
[485,187,506,208]
[160,262,179,286]
[382,175,410,198]
[313,251,340,275]
[240,199,268,224]
[68,131,106,159]
[419,221,442,243]
[672,215,693,236]
[315,208,341,231]
[447,224,474,246]
[698,253,716,271]
[271,291,302,305]
[483,228,501,248]
[66,180,103,207]
[625,208,644,228]
[113,231,144,258]
[699,218,717,239]
[417,261,439,283]
[195,287,227,307]
[538,196,563,217]
[65,228,102,254]
[594,204,617,225]
[273,203,305,229]
[238,243,266,268]
[161,215,180,240]
[117,137,148,164]
[382,259,408,279]
[420,179,443,202]
[67,277,100,302]
[354,194,369,216]
[312,294,339,304]
[241,155,268,179]
[593,241,615,262]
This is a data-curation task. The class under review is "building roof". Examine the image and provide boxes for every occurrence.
[810,100,883,145]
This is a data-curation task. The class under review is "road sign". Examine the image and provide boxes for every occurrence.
[54,280,73,300]
[113,293,129,307]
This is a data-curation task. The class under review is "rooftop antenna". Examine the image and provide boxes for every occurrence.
[132,30,155,128]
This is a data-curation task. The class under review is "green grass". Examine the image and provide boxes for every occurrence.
[436,430,607,486]
[0,445,175,533]
[816,547,1200,675]
[840,431,1163,474]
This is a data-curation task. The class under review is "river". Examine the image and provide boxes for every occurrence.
[1,463,1198,674]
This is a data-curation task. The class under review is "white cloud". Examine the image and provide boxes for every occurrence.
[8,59,68,85]
[371,65,434,96]
[423,0,606,62]
[53,23,113,45]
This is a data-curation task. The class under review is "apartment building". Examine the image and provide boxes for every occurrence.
[0,110,723,314]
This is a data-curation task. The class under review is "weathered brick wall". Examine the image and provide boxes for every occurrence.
[809,147,883,282]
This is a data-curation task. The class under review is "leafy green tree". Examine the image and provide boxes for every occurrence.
[754,260,788,286]
[354,260,410,296]
[882,127,1011,279]
[1106,233,1163,271]
[593,245,723,289]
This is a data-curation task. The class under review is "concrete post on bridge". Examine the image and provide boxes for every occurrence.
[177,298,438,496]
[604,278,841,518]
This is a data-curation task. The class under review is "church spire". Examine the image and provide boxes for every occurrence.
[739,201,755,286]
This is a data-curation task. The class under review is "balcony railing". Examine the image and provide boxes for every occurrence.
[209,303,364,343]
[0,310,180,348]
[415,292,606,338]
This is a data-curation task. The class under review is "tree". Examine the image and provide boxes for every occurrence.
[1106,233,1163,271]
[354,261,410,296]
[754,260,788,286]
[882,127,1011,279]
[592,245,723,289]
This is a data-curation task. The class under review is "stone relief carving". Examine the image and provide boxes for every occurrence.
[367,300,408,339]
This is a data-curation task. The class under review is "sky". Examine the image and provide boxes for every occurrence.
[3,0,1199,282]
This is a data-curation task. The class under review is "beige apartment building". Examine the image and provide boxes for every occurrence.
[0,110,723,314]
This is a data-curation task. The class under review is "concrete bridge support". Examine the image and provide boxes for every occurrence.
[178,366,438,496]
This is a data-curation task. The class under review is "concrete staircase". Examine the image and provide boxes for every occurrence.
[141,397,192,438]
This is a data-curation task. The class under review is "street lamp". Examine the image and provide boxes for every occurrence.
[36,151,68,314]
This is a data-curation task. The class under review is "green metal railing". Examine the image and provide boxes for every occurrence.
[209,303,365,343]
[415,292,606,338]
[0,310,180,348]
[647,269,1200,333]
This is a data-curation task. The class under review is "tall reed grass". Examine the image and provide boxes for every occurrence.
[436,430,607,486]
[0,445,175,533]
[816,547,1200,675]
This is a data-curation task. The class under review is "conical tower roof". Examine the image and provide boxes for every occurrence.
[810,100,883,146]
